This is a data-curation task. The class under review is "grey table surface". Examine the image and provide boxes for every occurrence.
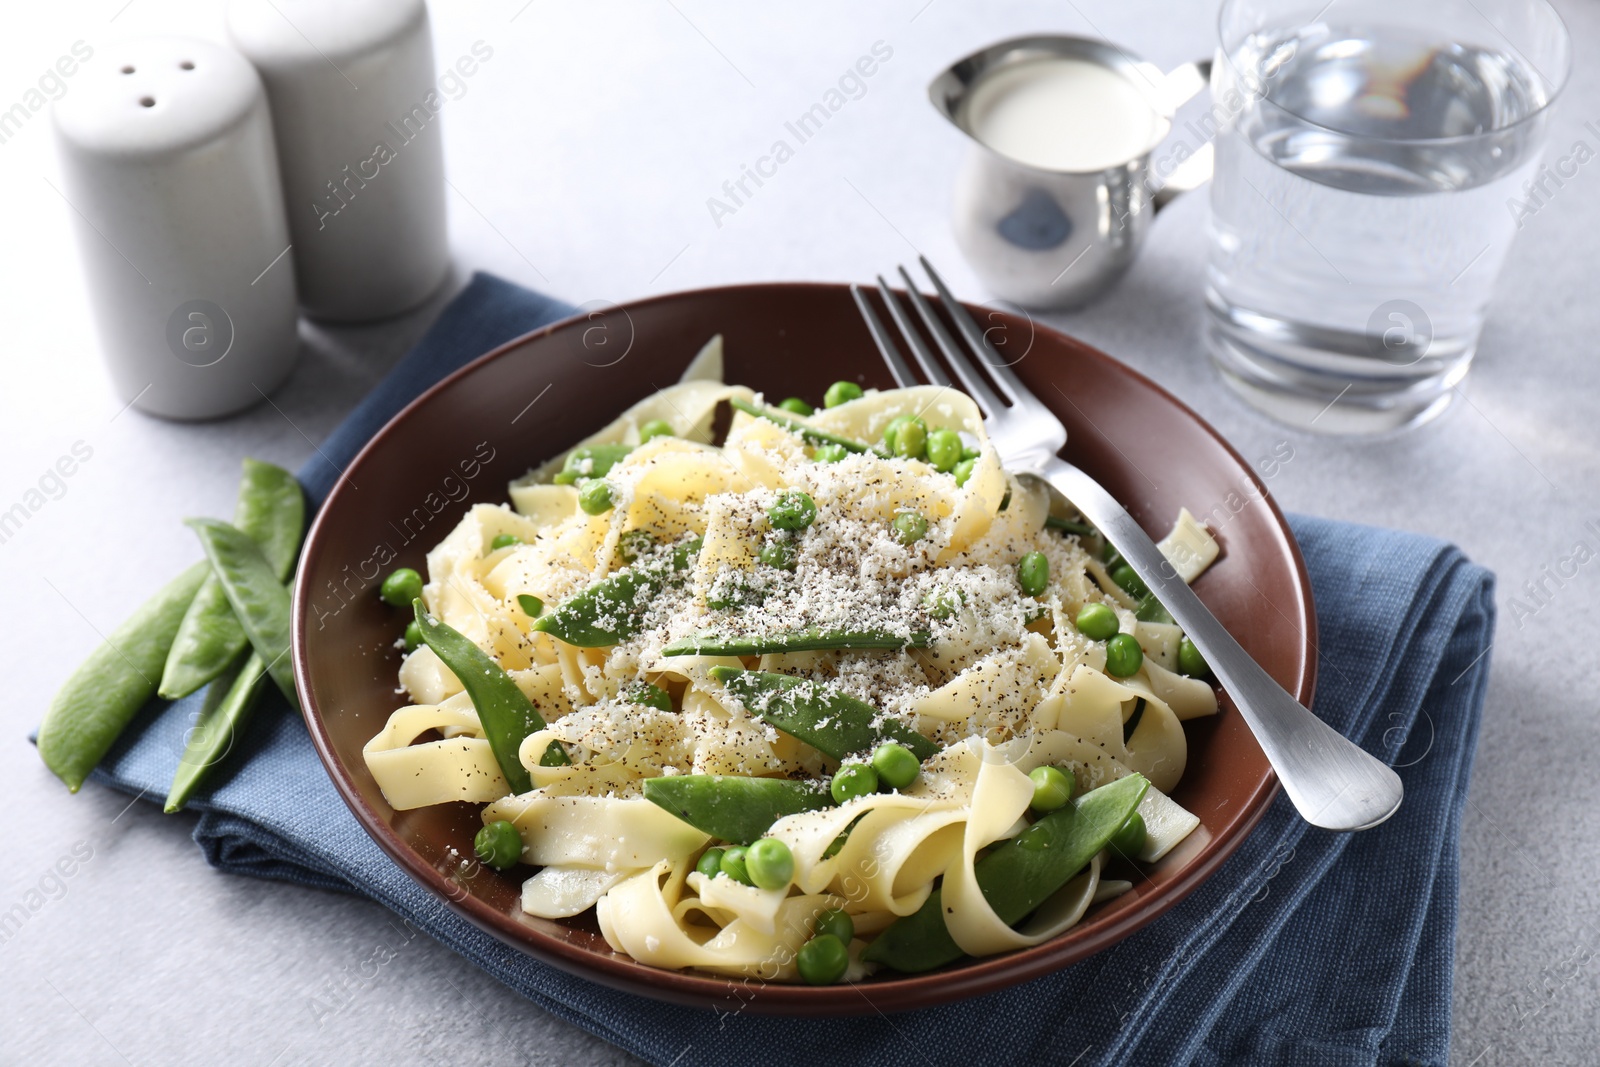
[3,1,1597,1064]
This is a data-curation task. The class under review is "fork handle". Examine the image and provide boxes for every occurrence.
[1035,456,1403,832]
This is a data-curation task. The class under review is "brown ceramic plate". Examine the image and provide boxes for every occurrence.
[292,282,1314,1015]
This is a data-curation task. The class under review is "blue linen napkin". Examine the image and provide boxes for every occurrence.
[86,272,1493,1067]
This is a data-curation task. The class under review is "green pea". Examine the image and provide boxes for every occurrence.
[696,847,726,879]
[489,533,521,553]
[402,620,423,652]
[1105,632,1144,677]
[778,397,814,416]
[639,418,674,443]
[759,538,798,571]
[952,458,977,487]
[1111,563,1149,599]
[1110,811,1147,859]
[925,429,963,472]
[813,443,848,463]
[892,417,927,460]
[881,415,915,453]
[538,740,570,767]
[922,587,965,619]
[871,742,920,790]
[745,837,795,890]
[1101,540,1121,564]
[1075,602,1119,641]
[578,479,614,515]
[628,682,672,712]
[473,820,522,871]
[1028,765,1075,812]
[618,528,656,562]
[797,933,849,985]
[831,762,879,804]
[380,567,422,608]
[516,594,544,618]
[961,445,981,462]
[719,845,754,886]
[1178,636,1211,678]
[768,489,817,531]
[824,381,863,408]
[892,510,927,546]
[813,907,854,944]
[1017,551,1050,597]
[1000,487,1012,511]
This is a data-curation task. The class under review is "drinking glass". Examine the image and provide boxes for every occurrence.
[1205,0,1570,433]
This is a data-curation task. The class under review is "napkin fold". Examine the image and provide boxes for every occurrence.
[87,273,1492,1067]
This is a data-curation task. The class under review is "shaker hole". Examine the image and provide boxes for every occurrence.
[140,96,156,107]
[180,61,195,70]
[121,65,135,74]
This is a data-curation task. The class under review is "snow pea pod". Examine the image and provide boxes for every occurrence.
[661,627,930,658]
[727,397,869,453]
[160,459,304,699]
[1134,596,1174,624]
[710,667,938,762]
[413,600,543,795]
[1044,515,1095,537]
[186,519,299,710]
[37,561,208,792]
[163,650,269,812]
[643,774,834,845]
[533,537,701,647]
[862,773,1149,973]
[552,443,634,485]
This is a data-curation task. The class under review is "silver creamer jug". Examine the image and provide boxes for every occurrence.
[931,35,1211,309]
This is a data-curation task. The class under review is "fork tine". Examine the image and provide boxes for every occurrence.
[850,284,917,388]
[874,276,952,389]
[895,265,1007,416]
[917,255,1025,403]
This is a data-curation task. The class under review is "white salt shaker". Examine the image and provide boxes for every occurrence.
[227,0,451,323]
[52,37,300,421]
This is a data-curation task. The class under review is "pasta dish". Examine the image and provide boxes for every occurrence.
[363,336,1220,983]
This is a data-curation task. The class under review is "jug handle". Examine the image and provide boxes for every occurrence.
[1153,58,1214,213]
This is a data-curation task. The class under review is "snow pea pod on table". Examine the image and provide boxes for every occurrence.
[862,772,1149,973]
[164,651,269,812]
[186,519,300,711]
[159,459,304,700]
[36,562,209,792]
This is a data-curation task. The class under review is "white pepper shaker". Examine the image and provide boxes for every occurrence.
[227,0,451,323]
[52,37,300,421]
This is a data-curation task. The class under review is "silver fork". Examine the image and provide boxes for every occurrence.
[851,257,1403,832]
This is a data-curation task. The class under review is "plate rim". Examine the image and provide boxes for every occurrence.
[292,280,1314,1015]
